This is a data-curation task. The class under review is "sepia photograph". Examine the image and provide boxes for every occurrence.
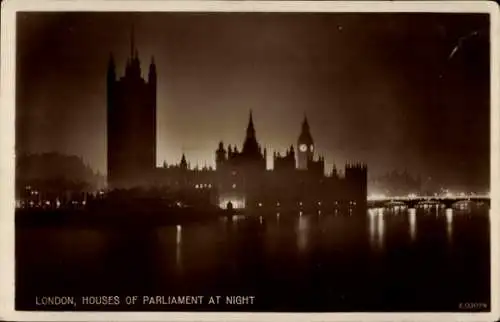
[1,0,498,321]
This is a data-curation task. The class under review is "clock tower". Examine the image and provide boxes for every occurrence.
[297,115,314,170]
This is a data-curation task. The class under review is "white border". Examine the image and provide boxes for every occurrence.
[1,1,498,321]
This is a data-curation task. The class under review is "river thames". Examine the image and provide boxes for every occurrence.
[16,205,490,312]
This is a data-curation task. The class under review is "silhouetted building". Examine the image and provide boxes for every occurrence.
[107,31,157,189]
[106,39,367,211]
[155,111,367,212]
[297,116,314,170]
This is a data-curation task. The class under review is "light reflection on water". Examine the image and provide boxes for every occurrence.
[297,215,310,252]
[376,208,385,249]
[446,208,453,243]
[409,208,417,242]
[16,207,490,311]
[368,208,385,250]
[176,225,182,270]
[155,207,488,273]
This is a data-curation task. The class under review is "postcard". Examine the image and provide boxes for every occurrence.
[1,1,498,321]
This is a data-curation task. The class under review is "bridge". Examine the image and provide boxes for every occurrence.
[367,195,490,209]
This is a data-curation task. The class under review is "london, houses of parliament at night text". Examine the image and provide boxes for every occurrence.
[106,38,367,212]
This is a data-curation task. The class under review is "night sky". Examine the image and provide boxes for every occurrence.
[16,12,490,188]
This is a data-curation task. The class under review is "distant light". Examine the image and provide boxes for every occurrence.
[177,225,182,232]
[195,184,199,189]
[408,193,417,199]
[232,183,236,189]
[318,210,321,215]
[208,184,212,188]
[29,201,34,206]
[318,201,322,206]
[368,193,386,201]
[258,202,262,207]
[45,201,50,206]
[299,201,303,206]
[276,212,280,217]
[299,211,303,216]
[56,199,61,208]
[259,216,263,224]
[82,200,86,206]
[276,202,280,206]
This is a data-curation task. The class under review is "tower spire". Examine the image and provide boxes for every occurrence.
[302,113,310,133]
[242,109,260,157]
[130,24,135,58]
[246,109,255,139]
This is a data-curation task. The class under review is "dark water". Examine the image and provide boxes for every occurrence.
[16,206,490,312]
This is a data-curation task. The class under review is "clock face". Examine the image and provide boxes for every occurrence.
[310,145,314,152]
[299,144,307,152]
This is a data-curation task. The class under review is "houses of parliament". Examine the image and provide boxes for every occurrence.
[107,39,367,212]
